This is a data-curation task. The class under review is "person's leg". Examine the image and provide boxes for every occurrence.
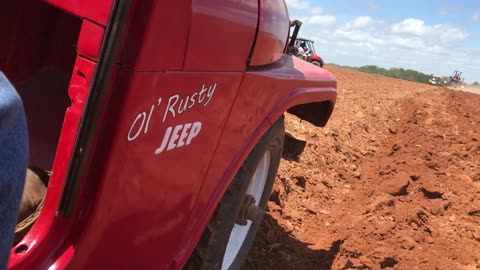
[0,71,28,270]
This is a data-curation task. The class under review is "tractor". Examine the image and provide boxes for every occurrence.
[291,37,325,67]
[450,70,464,85]
[429,70,465,87]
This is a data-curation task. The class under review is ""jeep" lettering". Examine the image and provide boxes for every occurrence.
[154,122,202,155]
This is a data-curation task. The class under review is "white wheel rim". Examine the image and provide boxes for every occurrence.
[221,150,271,270]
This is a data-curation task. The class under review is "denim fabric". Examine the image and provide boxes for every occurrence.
[0,72,28,270]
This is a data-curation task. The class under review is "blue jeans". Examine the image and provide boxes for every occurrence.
[0,72,28,270]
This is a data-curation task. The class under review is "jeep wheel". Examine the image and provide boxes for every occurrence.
[185,117,284,270]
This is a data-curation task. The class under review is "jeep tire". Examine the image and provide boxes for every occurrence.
[185,117,285,270]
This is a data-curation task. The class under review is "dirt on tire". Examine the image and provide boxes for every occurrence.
[245,66,480,270]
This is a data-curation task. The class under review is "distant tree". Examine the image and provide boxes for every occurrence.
[473,81,479,85]
[329,63,437,84]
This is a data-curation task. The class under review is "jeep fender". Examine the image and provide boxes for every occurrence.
[175,55,336,267]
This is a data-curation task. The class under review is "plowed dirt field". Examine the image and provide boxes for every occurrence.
[246,66,480,270]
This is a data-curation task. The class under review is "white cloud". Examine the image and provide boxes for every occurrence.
[285,0,309,10]
[309,7,324,15]
[430,24,469,42]
[334,29,385,46]
[285,0,330,15]
[309,15,336,26]
[285,0,323,14]
[388,36,425,49]
[330,17,468,53]
[392,18,426,35]
[473,12,480,22]
[351,16,374,28]
[391,18,469,42]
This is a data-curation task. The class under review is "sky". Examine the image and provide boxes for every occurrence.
[285,0,480,83]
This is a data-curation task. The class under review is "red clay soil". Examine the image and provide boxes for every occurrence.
[245,66,480,270]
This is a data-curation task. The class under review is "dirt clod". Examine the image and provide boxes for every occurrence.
[410,175,420,181]
[420,187,443,199]
[392,182,409,196]
[379,257,398,269]
[294,176,307,189]
[283,132,307,161]
[468,210,480,216]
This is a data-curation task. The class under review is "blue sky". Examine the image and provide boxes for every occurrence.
[286,0,480,82]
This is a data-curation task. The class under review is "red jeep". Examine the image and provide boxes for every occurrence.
[2,0,336,269]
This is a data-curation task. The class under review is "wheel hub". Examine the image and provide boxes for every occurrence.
[236,194,264,226]
[222,150,271,270]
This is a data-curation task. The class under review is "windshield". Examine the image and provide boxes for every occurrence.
[306,41,316,54]
[295,40,316,54]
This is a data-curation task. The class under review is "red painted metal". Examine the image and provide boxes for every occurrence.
[6,0,337,269]
[9,56,96,270]
[310,53,322,62]
[2,1,97,268]
[184,0,258,71]
[249,0,290,66]
[77,20,105,61]
[43,0,113,26]
[0,1,82,83]
[118,1,192,70]
[67,71,244,270]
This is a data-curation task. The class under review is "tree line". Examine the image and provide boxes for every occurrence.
[328,64,435,84]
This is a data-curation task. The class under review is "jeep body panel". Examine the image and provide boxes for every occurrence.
[7,1,336,269]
